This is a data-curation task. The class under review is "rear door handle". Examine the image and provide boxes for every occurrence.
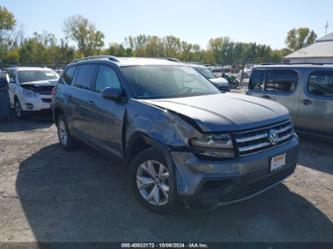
[66,93,72,97]
[262,95,271,99]
[302,99,312,105]
[88,100,95,106]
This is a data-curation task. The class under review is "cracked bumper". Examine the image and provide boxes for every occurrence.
[170,135,299,206]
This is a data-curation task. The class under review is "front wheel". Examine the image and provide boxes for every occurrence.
[130,148,176,212]
[14,99,24,119]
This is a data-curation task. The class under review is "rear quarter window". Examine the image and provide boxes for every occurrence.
[308,70,333,98]
[61,66,77,85]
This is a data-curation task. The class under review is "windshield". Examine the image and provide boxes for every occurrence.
[121,65,220,99]
[18,70,59,83]
[195,67,216,79]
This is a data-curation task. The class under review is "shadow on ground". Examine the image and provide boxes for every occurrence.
[0,111,52,132]
[298,136,333,175]
[16,142,333,242]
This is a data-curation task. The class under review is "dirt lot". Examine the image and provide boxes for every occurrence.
[0,115,332,242]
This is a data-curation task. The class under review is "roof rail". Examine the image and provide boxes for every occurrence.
[73,55,119,63]
[165,57,182,62]
[260,62,333,66]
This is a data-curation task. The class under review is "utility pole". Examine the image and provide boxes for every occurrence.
[325,21,329,35]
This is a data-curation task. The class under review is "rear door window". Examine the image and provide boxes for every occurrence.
[249,70,265,90]
[265,70,297,93]
[308,70,333,98]
[73,64,97,91]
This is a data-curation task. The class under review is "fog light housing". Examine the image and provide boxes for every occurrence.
[26,103,33,110]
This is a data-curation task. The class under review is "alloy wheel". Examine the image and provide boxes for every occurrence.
[136,160,170,206]
[15,101,22,118]
[58,119,68,146]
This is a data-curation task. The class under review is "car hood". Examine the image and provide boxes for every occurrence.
[21,79,58,87]
[210,77,229,86]
[141,93,289,132]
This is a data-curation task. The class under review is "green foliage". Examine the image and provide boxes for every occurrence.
[207,37,273,64]
[0,6,317,67]
[0,6,16,31]
[285,27,317,51]
[63,15,105,56]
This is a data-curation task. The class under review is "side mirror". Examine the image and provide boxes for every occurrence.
[102,87,123,101]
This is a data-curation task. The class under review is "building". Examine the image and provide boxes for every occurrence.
[284,32,333,64]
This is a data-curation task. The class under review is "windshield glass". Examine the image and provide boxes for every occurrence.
[121,65,220,99]
[195,67,216,79]
[18,70,59,83]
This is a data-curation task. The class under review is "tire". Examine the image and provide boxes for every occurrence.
[57,114,76,150]
[14,99,24,119]
[130,147,177,213]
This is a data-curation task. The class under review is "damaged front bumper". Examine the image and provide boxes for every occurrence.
[170,135,299,207]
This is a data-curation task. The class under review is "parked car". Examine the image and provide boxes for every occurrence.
[6,67,59,118]
[247,64,333,141]
[52,56,299,212]
[190,64,230,92]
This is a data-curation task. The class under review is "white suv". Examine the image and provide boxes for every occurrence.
[6,67,59,118]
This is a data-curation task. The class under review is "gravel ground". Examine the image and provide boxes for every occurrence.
[0,116,332,242]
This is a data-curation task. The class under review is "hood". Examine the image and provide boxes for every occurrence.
[21,79,58,87]
[141,93,289,132]
[210,77,229,86]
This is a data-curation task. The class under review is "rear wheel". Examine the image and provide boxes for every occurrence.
[130,147,176,212]
[57,114,76,150]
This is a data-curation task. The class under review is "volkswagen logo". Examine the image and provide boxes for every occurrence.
[269,129,278,145]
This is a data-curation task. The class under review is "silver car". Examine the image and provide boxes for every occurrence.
[247,64,333,141]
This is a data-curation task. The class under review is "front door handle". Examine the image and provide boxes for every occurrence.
[88,100,95,106]
[66,93,72,97]
[302,99,312,105]
[262,95,271,99]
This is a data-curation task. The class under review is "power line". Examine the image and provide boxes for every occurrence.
[325,21,328,35]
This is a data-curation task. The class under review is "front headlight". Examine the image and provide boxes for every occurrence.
[190,134,235,159]
[23,89,38,97]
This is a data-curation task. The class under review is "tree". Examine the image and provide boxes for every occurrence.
[0,6,16,32]
[63,15,104,56]
[285,27,317,51]
[0,6,17,64]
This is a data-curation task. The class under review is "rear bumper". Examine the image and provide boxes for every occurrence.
[170,135,299,206]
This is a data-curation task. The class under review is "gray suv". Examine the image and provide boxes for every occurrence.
[247,64,333,141]
[52,56,299,212]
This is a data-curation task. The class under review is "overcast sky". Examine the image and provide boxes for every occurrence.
[2,0,332,49]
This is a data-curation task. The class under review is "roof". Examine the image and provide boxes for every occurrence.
[71,56,183,67]
[5,66,54,71]
[254,64,333,69]
[285,32,333,59]
[316,32,333,42]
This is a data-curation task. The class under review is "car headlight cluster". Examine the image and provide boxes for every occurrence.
[190,134,235,159]
[23,89,38,98]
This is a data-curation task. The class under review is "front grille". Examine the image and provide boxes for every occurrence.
[41,98,51,103]
[234,120,293,156]
[34,86,54,95]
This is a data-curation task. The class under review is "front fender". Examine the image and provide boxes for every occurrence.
[125,99,200,152]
